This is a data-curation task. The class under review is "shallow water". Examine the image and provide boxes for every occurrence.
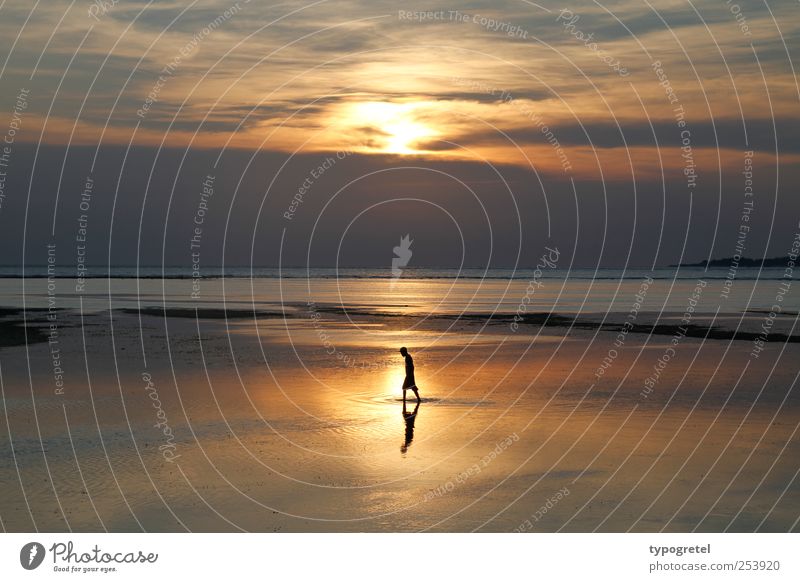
[1,266,798,532]
[1,299,798,532]
[1,268,797,316]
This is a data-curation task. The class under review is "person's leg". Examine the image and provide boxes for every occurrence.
[412,387,421,402]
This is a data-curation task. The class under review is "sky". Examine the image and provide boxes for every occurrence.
[0,0,798,269]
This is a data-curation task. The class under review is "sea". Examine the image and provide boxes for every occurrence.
[0,266,795,316]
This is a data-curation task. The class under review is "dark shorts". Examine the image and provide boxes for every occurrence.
[402,375,417,389]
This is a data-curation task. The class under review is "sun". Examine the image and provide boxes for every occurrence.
[348,101,437,155]
[384,120,435,154]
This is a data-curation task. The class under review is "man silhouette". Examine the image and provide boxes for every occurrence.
[401,400,420,454]
[399,346,421,402]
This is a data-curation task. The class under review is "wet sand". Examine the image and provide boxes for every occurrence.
[0,306,798,532]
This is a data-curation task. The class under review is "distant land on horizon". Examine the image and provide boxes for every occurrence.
[672,256,792,268]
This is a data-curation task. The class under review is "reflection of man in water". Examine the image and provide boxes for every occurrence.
[401,400,420,454]
[399,347,421,402]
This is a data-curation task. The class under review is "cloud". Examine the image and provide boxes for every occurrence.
[0,0,797,173]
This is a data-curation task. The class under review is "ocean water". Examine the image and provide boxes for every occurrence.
[0,267,795,316]
[1,266,798,532]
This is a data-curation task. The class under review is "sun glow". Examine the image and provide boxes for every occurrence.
[349,101,437,154]
[383,367,407,398]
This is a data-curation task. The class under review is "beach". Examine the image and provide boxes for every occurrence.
[0,270,798,532]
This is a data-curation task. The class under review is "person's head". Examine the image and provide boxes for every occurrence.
[399,347,408,356]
